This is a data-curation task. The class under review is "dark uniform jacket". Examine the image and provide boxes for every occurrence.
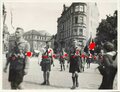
[6,39,30,70]
[69,53,81,73]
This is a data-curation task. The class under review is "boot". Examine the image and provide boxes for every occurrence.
[83,65,85,72]
[75,74,79,87]
[63,65,65,71]
[46,80,50,85]
[41,81,46,85]
[41,72,46,85]
[71,77,76,89]
[60,65,63,71]
[17,84,23,89]
[46,72,50,85]
[11,82,17,89]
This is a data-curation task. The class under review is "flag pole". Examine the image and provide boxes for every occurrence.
[10,9,15,30]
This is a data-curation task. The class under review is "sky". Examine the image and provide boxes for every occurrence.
[3,1,117,35]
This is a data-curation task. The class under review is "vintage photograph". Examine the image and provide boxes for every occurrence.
[2,1,118,90]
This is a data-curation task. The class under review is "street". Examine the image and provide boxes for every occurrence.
[2,55,117,90]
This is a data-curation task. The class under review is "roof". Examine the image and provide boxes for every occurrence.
[24,30,41,36]
[38,30,51,36]
[23,30,52,36]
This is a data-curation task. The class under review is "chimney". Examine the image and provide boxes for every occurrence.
[63,4,67,11]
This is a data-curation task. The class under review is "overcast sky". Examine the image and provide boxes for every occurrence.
[4,1,117,35]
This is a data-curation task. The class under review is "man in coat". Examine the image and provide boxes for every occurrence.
[4,27,30,89]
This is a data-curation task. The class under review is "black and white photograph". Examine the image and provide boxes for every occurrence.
[1,0,118,90]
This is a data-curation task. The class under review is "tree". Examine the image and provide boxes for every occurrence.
[95,10,117,46]
[94,10,117,53]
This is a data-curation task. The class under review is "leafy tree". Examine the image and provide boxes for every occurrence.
[95,10,117,52]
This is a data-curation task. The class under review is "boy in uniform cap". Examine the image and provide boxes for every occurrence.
[59,48,65,71]
[69,46,81,89]
[40,42,53,85]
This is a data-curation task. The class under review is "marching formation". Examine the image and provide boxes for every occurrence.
[3,27,117,90]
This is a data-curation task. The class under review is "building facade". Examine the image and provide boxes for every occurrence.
[86,3,99,39]
[57,3,99,50]
[23,30,52,52]
[9,30,52,52]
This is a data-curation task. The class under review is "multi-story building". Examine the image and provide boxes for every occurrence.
[23,30,53,52]
[57,3,99,50]
[9,30,52,52]
[86,3,99,39]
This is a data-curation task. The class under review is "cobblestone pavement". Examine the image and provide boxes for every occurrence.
[2,55,117,90]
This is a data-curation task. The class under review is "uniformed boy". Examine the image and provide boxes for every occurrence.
[4,27,30,89]
[69,46,81,89]
[59,48,65,71]
[40,43,53,85]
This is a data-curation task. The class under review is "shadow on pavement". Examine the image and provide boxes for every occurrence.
[49,84,70,89]
[24,80,70,89]
[24,81,40,85]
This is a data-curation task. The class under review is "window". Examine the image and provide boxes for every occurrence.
[65,32,66,38]
[79,29,83,35]
[33,35,35,39]
[69,31,70,37]
[84,5,87,12]
[37,36,39,39]
[35,36,37,39]
[62,33,64,38]
[75,5,79,12]
[73,29,77,35]
[61,33,65,38]
[75,16,78,24]
[62,25,64,30]
[29,35,31,39]
[43,37,45,40]
[65,32,67,38]
[67,31,69,37]
[71,8,73,13]
[70,30,71,36]
[84,17,87,24]
[79,17,83,23]
[68,31,70,37]
[79,5,84,12]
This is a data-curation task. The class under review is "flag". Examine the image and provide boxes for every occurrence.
[86,35,92,46]
[89,39,96,50]
[89,39,96,55]
[84,35,92,53]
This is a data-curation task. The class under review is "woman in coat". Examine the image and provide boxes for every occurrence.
[99,41,117,89]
